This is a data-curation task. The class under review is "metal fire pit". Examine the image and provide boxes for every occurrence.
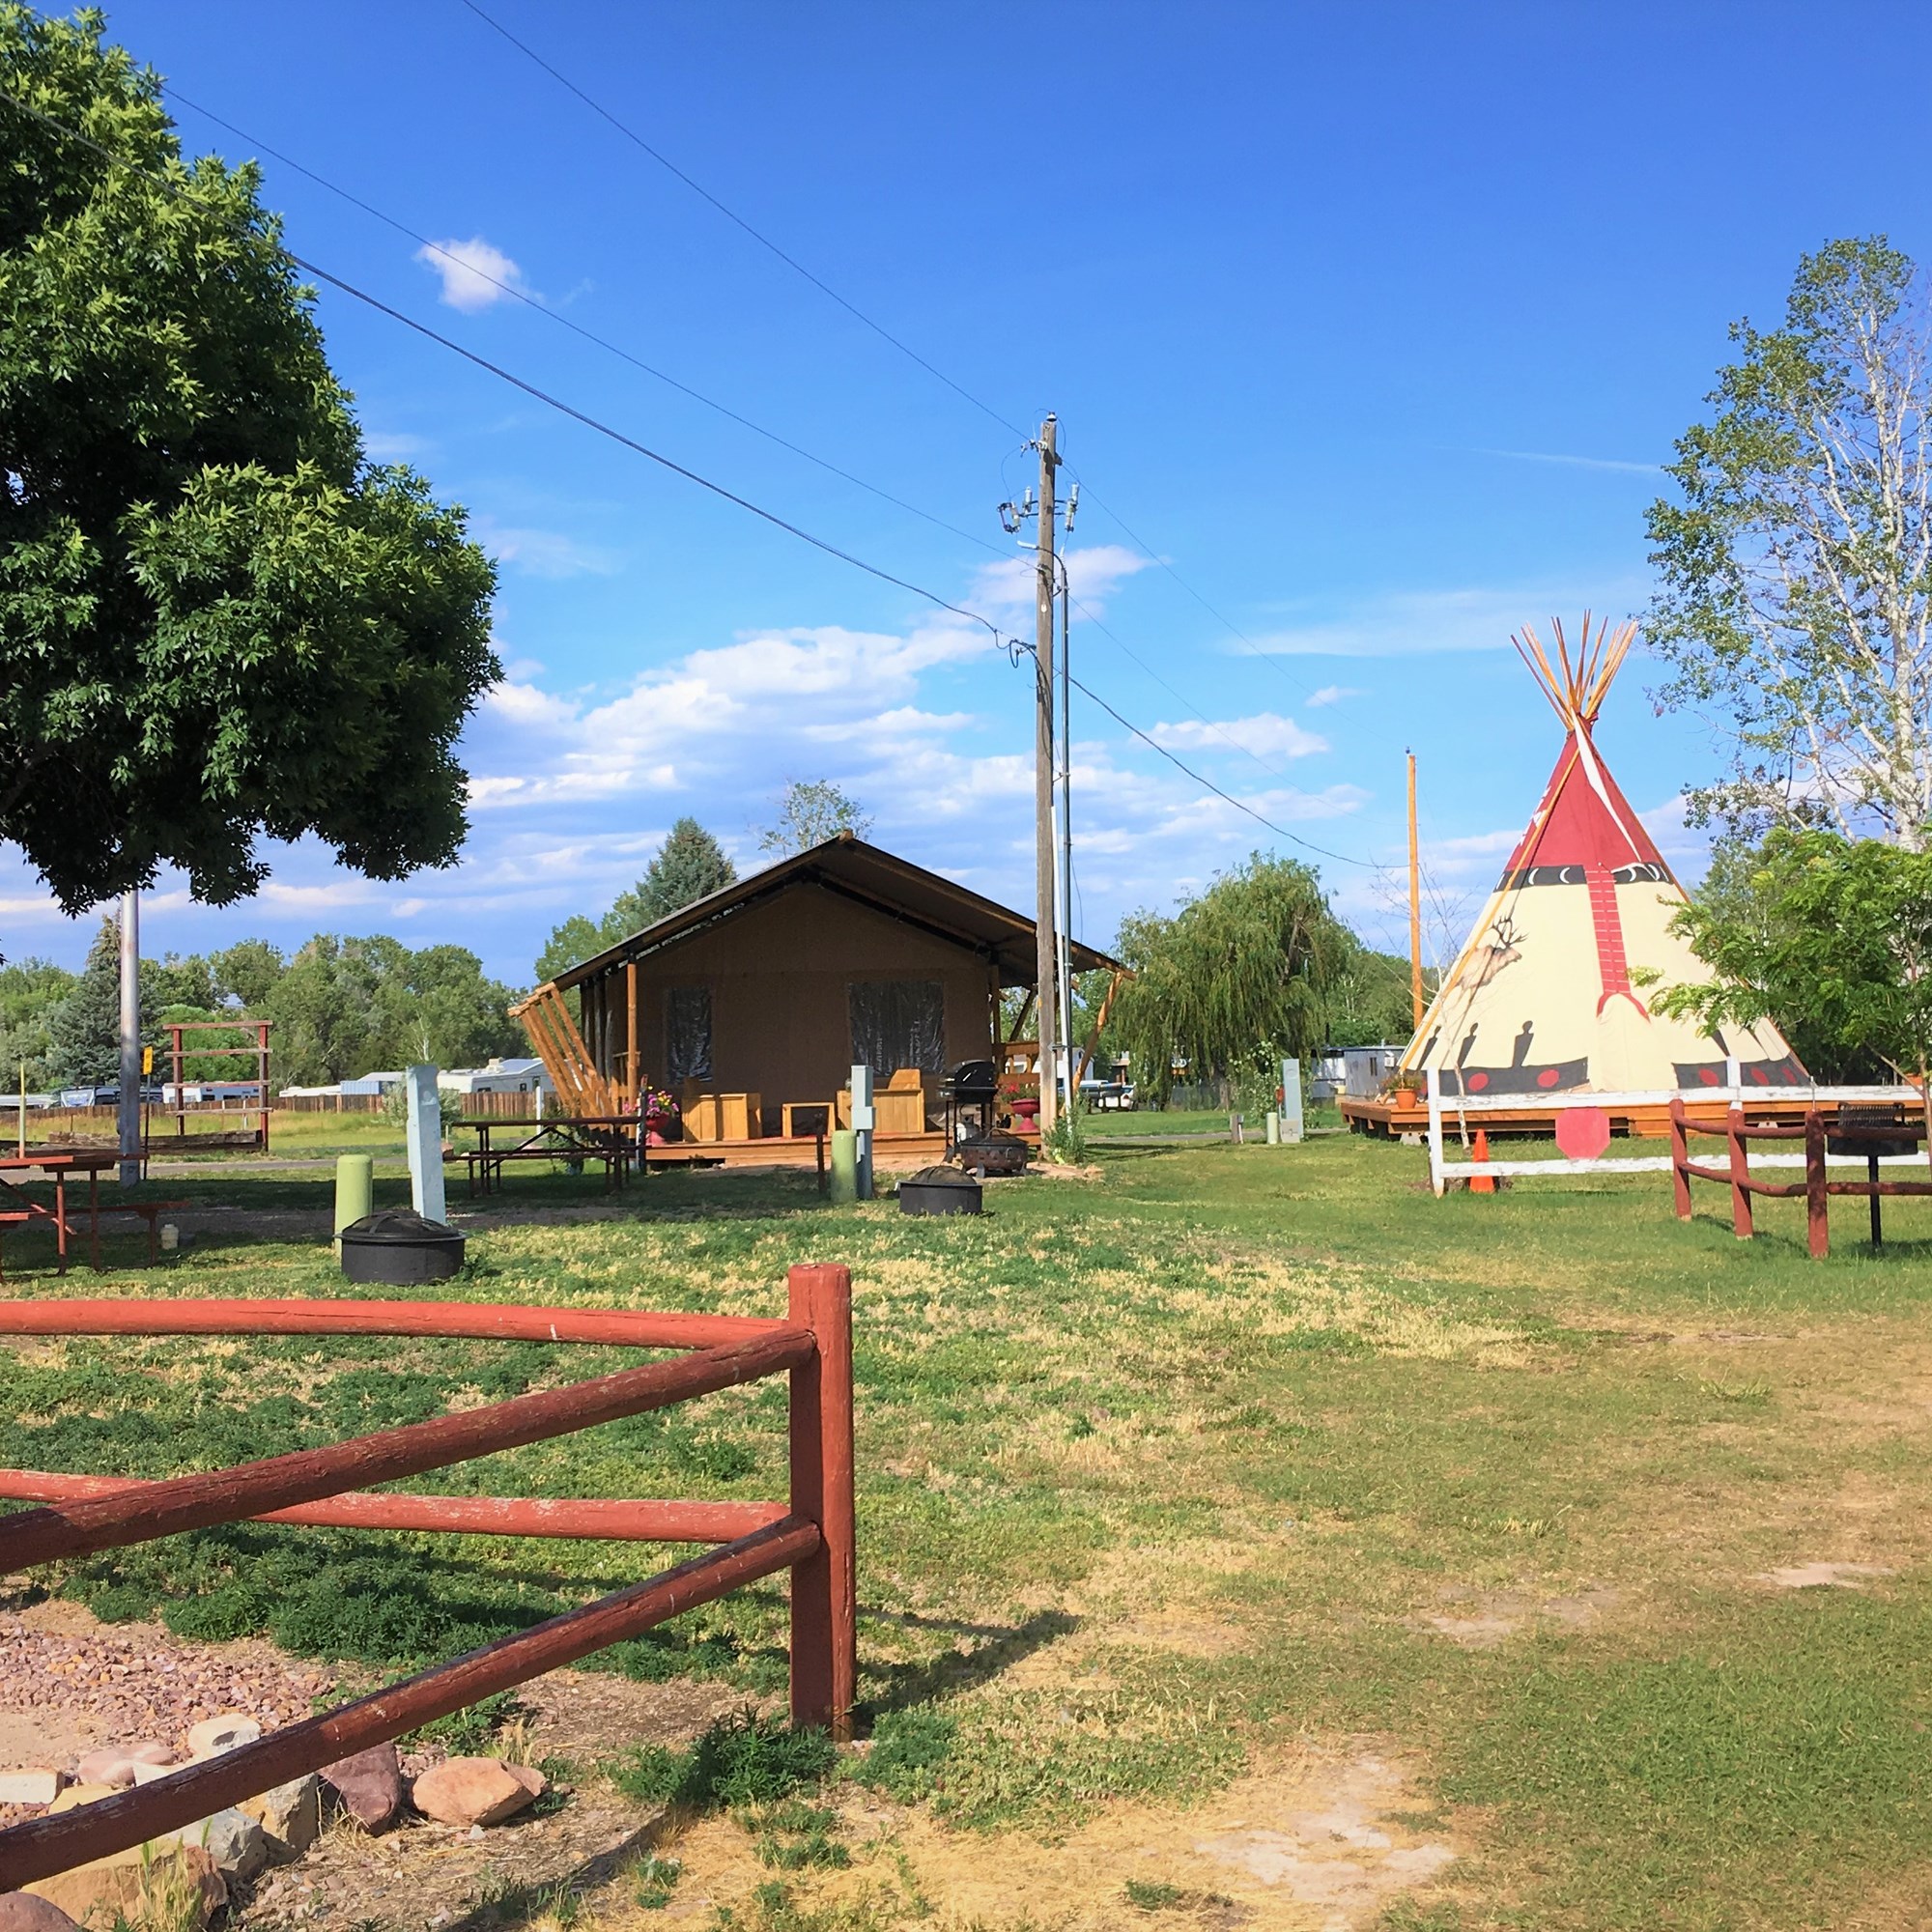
[340,1208,468,1285]
[955,1131,1030,1179]
[897,1165,983,1216]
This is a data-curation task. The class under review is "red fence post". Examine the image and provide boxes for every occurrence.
[787,1263,856,1741]
[1669,1099,1690,1220]
[1727,1104,1753,1240]
[1804,1109,1830,1260]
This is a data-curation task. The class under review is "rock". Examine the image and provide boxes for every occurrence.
[185,1714,261,1760]
[240,1775,322,1858]
[165,1807,267,1883]
[128,1760,179,1786]
[321,1743,405,1833]
[72,1752,132,1791]
[410,1756,546,1828]
[127,1744,178,1768]
[0,1772,59,1807]
[45,1785,118,1815]
[23,1843,224,1930]
[0,1895,82,1932]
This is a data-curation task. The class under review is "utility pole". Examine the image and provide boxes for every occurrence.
[1031,416,1062,1137]
[1057,564,1075,1101]
[118,889,140,1185]
[1406,751,1424,1030]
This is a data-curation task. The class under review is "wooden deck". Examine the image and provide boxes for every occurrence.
[1340,1092,1833,1141]
[641,1130,1017,1171]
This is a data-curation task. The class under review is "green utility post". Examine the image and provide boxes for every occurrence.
[829,1130,859,1204]
[334,1152,373,1255]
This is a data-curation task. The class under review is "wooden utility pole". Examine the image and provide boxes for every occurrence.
[1406,751,1423,1029]
[1034,415,1061,1137]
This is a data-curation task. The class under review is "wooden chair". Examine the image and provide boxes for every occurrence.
[838,1069,929,1135]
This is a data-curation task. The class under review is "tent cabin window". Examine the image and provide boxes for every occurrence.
[666,985,713,1083]
[849,979,945,1076]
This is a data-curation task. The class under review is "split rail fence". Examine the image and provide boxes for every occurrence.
[1669,1100,1932,1258]
[0,1265,855,1890]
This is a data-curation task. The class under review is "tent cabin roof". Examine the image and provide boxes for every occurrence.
[554,832,1124,992]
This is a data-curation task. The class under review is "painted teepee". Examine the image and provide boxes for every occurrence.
[1402,615,1804,1097]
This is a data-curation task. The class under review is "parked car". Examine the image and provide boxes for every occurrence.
[1079,1078,1135,1111]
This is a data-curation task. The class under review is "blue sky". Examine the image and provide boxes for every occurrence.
[8,0,1929,984]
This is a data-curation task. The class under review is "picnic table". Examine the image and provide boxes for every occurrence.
[0,1150,118,1274]
[454,1115,638,1197]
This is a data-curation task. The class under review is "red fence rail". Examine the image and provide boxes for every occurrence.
[1669,1099,1932,1258]
[0,1266,855,1889]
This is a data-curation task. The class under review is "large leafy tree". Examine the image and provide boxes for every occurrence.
[759,779,871,856]
[0,9,497,912]
[43,914,121,1086]
[1647,238,1932,849]
[1659,830,1932,1156]
[1110,854,1349,1106]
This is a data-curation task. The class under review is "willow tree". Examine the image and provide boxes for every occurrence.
[1647,238,1932,848]
[1111,854,1346,1106]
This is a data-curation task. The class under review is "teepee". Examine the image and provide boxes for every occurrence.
[1402,615,1804,1098]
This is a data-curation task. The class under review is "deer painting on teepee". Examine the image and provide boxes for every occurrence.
[1402,614,1805,1098]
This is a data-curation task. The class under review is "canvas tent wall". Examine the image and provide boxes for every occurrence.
[1402,616,1804,1099]
[512,834,1123,1128]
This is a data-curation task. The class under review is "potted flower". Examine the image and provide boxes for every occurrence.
[1383,1070,1418,1109]
[642,1088,682,1145]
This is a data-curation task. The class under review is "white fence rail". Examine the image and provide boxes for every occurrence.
[1424,1066,1927,1197]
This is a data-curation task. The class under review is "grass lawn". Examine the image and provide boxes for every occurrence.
[5,1131,1932,1929]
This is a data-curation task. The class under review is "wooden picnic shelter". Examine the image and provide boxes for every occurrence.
[512,834,1125,1164]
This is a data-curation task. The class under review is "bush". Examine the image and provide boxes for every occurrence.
[609,1709,838,1811]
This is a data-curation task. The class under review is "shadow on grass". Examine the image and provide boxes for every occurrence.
[862,1605,1079,1715]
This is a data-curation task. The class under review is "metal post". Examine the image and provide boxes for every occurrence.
[405,1065,446,1223]
[849,1064,874,1201]
[1034,415,1060,1138]
[117,890,140,1186]
[1279,1058,1304,1143]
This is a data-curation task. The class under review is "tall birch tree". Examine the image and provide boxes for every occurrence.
[1647,238,1932,849]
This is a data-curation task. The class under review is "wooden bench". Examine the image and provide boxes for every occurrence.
[0,1199,188,1276]
[462,1144,630,1197]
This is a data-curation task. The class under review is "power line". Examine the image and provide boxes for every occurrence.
[0,82,1015,656]
[4,79,1382,876]
[452,0,1026,440]
[161,83,1010,563]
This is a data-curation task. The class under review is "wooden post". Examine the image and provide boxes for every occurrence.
[1727,1104,1753,1239]
[625,960,641,1104]
[787,1264,856,1740]
[1406,750,1423,1029]
[1669,1098,1691,1220]
[1804,1109,1829,1260]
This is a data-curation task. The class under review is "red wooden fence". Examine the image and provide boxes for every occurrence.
[0,1267,856,1889]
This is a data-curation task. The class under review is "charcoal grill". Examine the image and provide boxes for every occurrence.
[940,1058,1000,1145]
[955,1128,1030,1179]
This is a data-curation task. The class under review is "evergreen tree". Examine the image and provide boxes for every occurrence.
[45,917,123,1087]
[609,818,737,932]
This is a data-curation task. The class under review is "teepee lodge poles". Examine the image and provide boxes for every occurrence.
[1512,612,1638,730]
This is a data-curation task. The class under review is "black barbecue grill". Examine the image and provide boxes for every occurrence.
[940,1059,1000,1143]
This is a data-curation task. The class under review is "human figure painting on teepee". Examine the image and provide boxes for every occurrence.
[1402,615,1805,1098]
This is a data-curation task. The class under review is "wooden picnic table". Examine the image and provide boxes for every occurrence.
[0,1150,119,1274]
[454,1115,638,1198]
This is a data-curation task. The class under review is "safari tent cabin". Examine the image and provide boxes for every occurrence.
[513,834,1123,1137]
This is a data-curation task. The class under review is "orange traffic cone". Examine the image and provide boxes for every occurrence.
[1469,1128,1495,1194]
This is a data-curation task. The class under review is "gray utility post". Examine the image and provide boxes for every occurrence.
[405,1064,446,1223]
[848,1063,875,1200]
[1279,1058,1305,1143]
[1034,413,1061,1138]
[117,890,140,1186]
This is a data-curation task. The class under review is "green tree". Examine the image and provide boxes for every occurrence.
[44,915,122,1087]
[758,780,871,856]
[1647,238,1932,849]
[212,939,285,1009]
[0,954,73,1087]
[1658,829,1932,1155]
[0,10,497,913]
[533,817,737,981]
[607,817,736,933]
[1110,854,1349,1107]
[1324,943,1426,1049]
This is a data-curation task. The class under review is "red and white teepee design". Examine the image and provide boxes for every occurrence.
[1401,615,1804,1097]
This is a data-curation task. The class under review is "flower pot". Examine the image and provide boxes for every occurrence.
[1393,1088,1417,1108]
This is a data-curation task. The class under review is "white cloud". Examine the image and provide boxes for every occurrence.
[363,430,429,461]
[1148,712,1328,760]
[1306,684,1361,708]
[970,543,1151,617]
[414,237,531,313]
[1249,582,1650,659]
[1479,448,1662,475]
[477,522,619,580]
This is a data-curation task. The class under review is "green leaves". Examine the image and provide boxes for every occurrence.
[0,9,496,911]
